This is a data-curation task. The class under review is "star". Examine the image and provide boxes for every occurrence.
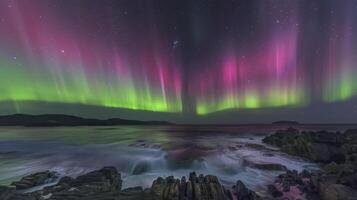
[173,40,180,49]
[60,49,65,53]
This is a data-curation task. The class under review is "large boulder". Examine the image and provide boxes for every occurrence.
[75,166,122,192]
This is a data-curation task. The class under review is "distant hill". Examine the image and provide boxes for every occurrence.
[272,121,300,125]
[0,114,173,126]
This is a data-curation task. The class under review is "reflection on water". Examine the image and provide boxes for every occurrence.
[0,125,354,193]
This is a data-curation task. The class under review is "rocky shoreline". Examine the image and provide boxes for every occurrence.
[0,167,261,200]
[1,128,357,200]
[262,128,357,200]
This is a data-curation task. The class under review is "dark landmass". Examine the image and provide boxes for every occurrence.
[0,114,173,127]
[272,121,300,125]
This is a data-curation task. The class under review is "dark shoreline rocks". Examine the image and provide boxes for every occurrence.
[0,167,262,200]
[263,128,357,200]
[262,128,346,164]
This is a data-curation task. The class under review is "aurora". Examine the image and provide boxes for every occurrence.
[0,0,356,119]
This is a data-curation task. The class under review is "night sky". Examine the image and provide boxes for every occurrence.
[1,0,357,123]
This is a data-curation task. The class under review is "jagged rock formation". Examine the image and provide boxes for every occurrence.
[0,167,261,200]
[151,172,232,200]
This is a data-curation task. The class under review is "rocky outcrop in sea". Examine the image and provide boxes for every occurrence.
[263,128,357,200]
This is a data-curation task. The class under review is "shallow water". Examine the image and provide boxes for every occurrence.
[0,125,355,194]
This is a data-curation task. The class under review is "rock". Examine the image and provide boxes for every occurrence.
[249,162,287,171]
[271,170,322,200]
[119,187,158,200]
[343,129,357,166]
[268,184,283,198]
[344,129,357,143]
[11,171,58,190]
[132,161,151,175]
[2,168,249,200]
[321,184,357,200]
[232,180,261,200]
[310,131,345,146]
[263,128,300,147]
[276,170,303,186]
[0,186,15,200]
[310,143,345,163]
[264,129,357,199]
[336,164,357,189]
[324,162,339,174]
[263,129,346,163]
[244,143,271,151]
[73,166,122,192]
[151,172,232,200]
[20,166,124,199]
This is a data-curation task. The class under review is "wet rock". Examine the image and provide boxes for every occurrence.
[151,172,232,200]
[232,180,261,200]
[11,171,58,190]
[2,167,243,199]
[268,184,283,198]
[271,170,322,200]
[0,186,15,200]
[243,158,288,171]
[132,161,151,175]
[73,166,122,192]
[23,166,124,200]
[264,129,357,199]
[321,184,357,200]
[249,162,287,171]
[244,143,272,151]
[276,170,303,186]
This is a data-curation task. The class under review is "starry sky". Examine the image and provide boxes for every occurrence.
[0,0,357,123]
